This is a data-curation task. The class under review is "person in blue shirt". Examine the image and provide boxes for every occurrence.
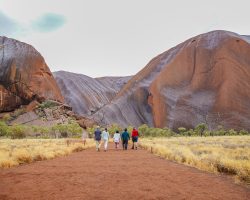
[94,126,102,151]
[121,128,130,150]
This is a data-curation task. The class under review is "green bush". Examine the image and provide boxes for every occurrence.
[9,125,26,139]
[178,127,187,135]
[239,129,249,135]
[67,122,82,138]
[38,127,50,138]
[51,122,82,138]
[107,124,123,136]
[137,124,174,137]
[0,121,11,137]
[195,123,207,137]
[38,100,58,109]
[2,113,12,122]
[227,129,237,136]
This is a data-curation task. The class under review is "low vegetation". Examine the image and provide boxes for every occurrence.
[37,100,59,110]
[87,123,249,138]
[140,136,250,184]
[0,139,95,168]
[138,124,249,137]
[0,120,83,139]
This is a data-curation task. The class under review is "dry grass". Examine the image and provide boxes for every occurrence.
[140,136,250,184]
[0,139,95,168]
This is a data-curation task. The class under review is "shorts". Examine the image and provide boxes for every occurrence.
[132,136,138,142]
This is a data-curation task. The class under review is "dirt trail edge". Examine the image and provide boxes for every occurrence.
[0,145,249,200]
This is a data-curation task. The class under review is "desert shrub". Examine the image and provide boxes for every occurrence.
[138,124,149,137]
[87,126,95,138]
[214,125,226,136]
[138,124,174,137]
[185,129,195,136]
[38,127,50,138]
[227,129,237,136]
[12,108,25,118]
[107,124,122,136]
[140,136,250,184]
[162,127,175,137]
[53,124,68,137]
[239,129,249,135]
[194,123,207,137]
[38,100,58,109]
[31,126,39,133]
[67,122,82,138]
[0,139,96,168]
[178,127,187,135]
[127,125,133,134]
[2,113,12,122]
[13,149,33,164]
[9,125,27,139]
[203,130,212,137]
[51,122,82,138]
[0,121,11,137]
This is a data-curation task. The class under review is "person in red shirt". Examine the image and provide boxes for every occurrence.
[131,127,139,150]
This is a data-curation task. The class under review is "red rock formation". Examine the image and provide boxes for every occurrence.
[54,71,131,116]
[95,30,250,130]
[0,36,64,112]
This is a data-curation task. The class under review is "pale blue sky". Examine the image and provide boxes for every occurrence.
[0,0,249,77]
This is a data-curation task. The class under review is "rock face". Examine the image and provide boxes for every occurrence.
[0,37,64,112]
[94,30,250,130]
[53,71,131,116]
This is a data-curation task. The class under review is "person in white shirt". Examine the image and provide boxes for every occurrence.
[113,130,121,149]
[102,128,109,152]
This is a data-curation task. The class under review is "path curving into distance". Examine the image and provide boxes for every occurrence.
[0,144,249,200]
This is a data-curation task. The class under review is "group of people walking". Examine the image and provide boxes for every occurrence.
[93,126,139,152]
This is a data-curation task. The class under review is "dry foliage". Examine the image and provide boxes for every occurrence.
[0,139,95,168]
[140,136,250,184]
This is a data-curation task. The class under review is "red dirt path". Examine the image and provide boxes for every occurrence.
[0,145,249,200]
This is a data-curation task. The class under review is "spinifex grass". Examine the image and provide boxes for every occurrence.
[0,139,95,168]
[140,136,250,184]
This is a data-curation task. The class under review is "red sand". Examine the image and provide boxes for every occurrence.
[0,145,249,200]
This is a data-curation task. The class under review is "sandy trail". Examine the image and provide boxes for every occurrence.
[0,144,249,200]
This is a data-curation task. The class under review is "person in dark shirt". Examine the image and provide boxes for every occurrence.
[121,128,130,150]
[94,126,102,151]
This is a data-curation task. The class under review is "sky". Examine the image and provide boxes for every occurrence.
[0,0,249,77]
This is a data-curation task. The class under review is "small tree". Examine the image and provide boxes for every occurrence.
[10,125,26,139]
[56,124,68,138]
[0,121,11,137]
[178,127,187,135]
[39,127,50,138]
[215,125,225,136]
[108,124,122,137]
[67,122,82,138]
[239,129,249,135]
[138,124,149,137]
[195,123,207,137]
[228,129,237,136]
